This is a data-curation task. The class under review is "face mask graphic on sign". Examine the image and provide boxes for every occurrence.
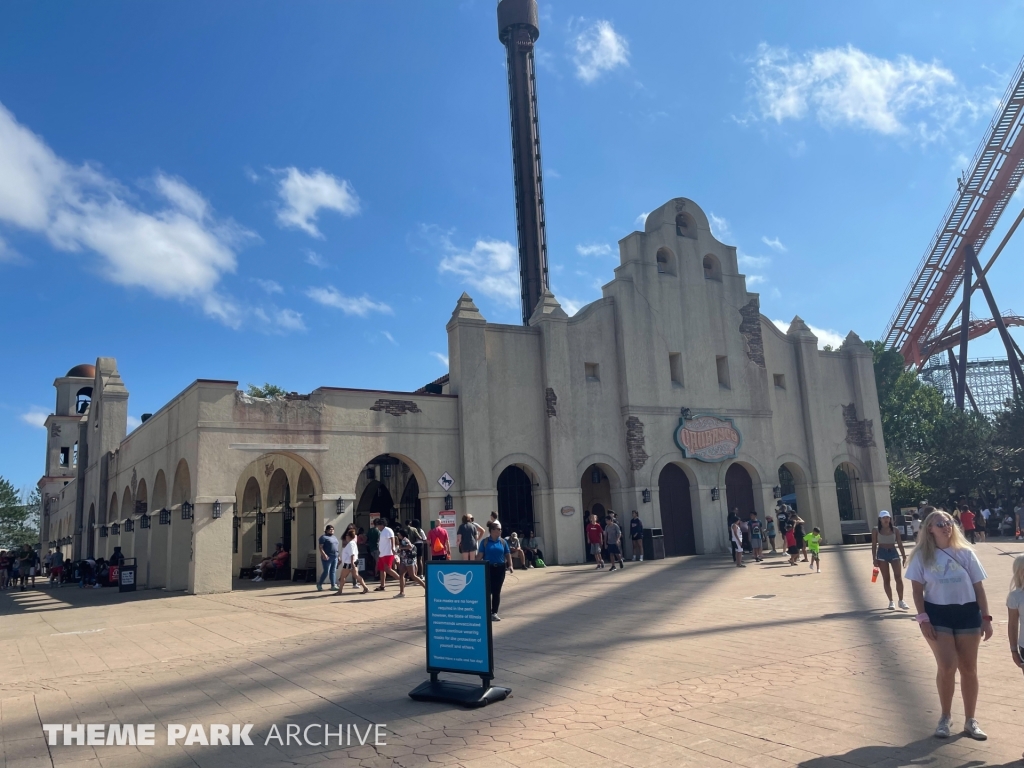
[438,569,473,595]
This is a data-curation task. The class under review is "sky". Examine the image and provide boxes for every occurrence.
[2,0,1024,494]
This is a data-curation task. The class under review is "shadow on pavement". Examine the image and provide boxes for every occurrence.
[797,735,989,768]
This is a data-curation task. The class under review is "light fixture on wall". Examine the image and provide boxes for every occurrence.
[591,468,601,484]
[212,500,222,519]
[772,485,782,499]
[232,513,241,529]
[336,498,345,516]
[444,494,453,511]
[110,523,120,536]
[159,508,170,525]
[642,488,652,504]
[49,540,56,548]
[99,526,108,538]
[256,511,266,526]
[124,518,134,533]
[284,505,294,522]
[181,501,194,520]
[711,487,720,501]
[366,467,375,481]
[140,514,150,529]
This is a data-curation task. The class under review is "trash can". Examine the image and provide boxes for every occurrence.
[643,528,665,560]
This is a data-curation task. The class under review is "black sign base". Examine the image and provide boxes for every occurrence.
[409,679,511,708]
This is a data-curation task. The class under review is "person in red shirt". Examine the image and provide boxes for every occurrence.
[959,504,977,544]
[426,520,450,561]
[585,513,605,570]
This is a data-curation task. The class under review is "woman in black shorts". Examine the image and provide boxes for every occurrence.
[906,506,992,741]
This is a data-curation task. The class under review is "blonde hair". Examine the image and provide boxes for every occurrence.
[907,506,972,569]
[1012,555,1024,593]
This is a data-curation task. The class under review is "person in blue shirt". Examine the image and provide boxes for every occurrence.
[477,522,513,621]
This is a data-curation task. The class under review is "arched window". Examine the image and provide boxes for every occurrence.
[702,254,722,281]
[655,247,676,276]
[675,213,697,239]
[497,466,535,536]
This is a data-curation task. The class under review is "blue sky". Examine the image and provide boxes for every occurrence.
[3,0,1023,494]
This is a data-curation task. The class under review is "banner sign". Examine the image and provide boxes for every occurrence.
[675,414,741,462]
[425,562,492,677]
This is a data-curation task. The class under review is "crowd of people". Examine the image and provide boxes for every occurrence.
[728,502,822,571]
[0,545,128,589]
[310,513,543,621]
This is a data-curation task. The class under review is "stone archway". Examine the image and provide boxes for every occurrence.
[725,463,756,519]
[659,464,696,556]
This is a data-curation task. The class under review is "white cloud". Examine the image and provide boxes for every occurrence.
[558,296,584,316]
[576,243,613,257]
[746,275,767,286]
[738,252,771,270]
[275,308,306,332]
[634,212,649,228]
[771,318,845,350]
[381,330,397,345]
[438,236,520,308]
[431,352,449,367]
[276,167,360,238]
[762,235,787,252]
[255,278,283,294]
[546,167,561,179]
[127,415,142,431]
[0,102,251,325]
[0,234,22,263]
[708,212,731,240]
[572,20,629,83]
[751,44,976,141]
[305,250,328,268]
[20,406,49,429]
[306,286,392,316]
[243,166,259,183]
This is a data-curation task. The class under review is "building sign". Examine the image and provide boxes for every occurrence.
[675,414,741,463]
[438,511,457,542]
[560,506,575,517]
[425,562,492,676]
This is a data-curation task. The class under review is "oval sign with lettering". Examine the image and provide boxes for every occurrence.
[560,505,575,517]
[675,415,741,463]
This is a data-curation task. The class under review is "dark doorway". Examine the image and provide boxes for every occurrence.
[835,465,861,521]
[726,464,755,519]
[497,466,535,536]
[399,476,421,523]
[357,481,395,531]
[659,464,696,556]
[281,483,292,554]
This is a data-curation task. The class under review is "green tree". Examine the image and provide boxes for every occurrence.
[0,478,39,550]
[246,383,286,399]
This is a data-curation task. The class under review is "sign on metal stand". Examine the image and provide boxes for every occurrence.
[119,558,137,593]
[408,561,511,707]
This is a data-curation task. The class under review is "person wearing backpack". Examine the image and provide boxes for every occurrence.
[426,520,450,561]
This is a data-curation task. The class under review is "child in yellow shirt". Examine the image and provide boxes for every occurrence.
[805,527,822,572]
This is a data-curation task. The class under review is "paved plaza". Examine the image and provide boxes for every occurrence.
[3,542,1024,768]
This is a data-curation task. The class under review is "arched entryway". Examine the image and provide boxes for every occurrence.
[725,464,756,518]
[267,468,292,554]
[659,464,696,556]
[778,465,796,510]
[399,476,421,523]
[835,463,863,521]
[497,465,535,536]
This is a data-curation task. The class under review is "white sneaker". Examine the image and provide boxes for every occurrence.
[934,715,951,738]
[898,599,910,610]
[253,575,263,582]
[887,600,895,610]
[639,556,643,562]
[964,719,987,740]
[491,613,501,621]
[809,561,814,570]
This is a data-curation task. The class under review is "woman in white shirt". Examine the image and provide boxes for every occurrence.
[338,530,369,595]
[1006,555,1024,762]
[906,507,993,741]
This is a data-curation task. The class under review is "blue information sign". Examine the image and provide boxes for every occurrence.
[425,561,492,677]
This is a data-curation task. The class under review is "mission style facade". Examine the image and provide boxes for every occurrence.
[39,198,891,593]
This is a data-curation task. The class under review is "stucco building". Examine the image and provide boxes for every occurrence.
[39,198,891,594]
